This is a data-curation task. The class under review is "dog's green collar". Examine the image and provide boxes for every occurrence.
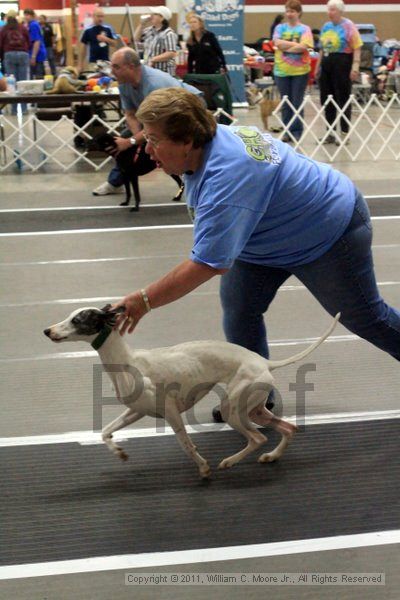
[91,325,113,350]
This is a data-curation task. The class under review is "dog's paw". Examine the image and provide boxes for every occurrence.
[119,200,129,206]
[258,452,277,463]
[129,206,139,212]
[117,448,129,461]
[199,463,211,479]
[217,457,235,470]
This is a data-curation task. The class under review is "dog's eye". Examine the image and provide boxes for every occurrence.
[71,317,80,325]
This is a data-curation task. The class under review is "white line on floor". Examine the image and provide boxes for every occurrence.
[0,529,398,580]
[0,224,193,237]
[0,216,399,237]
[364,195,400,199]
[0,203,184,213]
[372,216,400,221]
[1,280,399,309]
[194,280,400,294]
[0,295,120,308]
[0,194,399,214]
[0,410,398,448]
[0,254,185,267]
[0,246,398,267]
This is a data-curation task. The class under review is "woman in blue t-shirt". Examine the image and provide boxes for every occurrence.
[111,88,400,415]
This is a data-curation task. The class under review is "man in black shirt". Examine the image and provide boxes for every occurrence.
[39,14,56,76]
[78,8,118,73]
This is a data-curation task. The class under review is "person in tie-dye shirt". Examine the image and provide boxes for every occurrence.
[316,0,362,145]
[273,0,313,141]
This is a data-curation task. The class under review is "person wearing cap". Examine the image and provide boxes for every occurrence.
[134,6,177,76]
[23,8,47,79]
[77,7,118,73]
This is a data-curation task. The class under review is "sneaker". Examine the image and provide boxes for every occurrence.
[318,134,336,145]
[92,182,124,196]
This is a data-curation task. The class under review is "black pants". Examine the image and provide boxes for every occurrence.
[319,53,353,134]
[30,61,45,80]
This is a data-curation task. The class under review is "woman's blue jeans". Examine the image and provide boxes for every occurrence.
[220,191,400,362]
[3,51,29,114]
[275,73,309,139]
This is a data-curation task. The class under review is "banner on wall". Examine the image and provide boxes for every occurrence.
[179,0,246,105]
[78,4,97,34]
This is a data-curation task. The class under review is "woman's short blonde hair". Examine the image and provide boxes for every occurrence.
[136,88,217,148]
[327,0,345,12]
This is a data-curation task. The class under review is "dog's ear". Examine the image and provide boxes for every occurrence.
[101,304,126,314]
[101,304,126,324]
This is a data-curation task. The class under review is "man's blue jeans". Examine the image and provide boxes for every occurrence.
[275,73,309,140]
[220,191,400,362]
[108,165,124,187]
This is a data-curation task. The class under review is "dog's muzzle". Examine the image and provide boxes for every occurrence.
[43,328,63,342]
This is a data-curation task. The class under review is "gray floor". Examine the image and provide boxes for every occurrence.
[0,105,399,598]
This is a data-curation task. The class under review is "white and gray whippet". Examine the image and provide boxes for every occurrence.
[44,306,339,478]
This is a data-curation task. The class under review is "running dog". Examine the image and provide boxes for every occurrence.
[44,307,340,478]
[89,133,184,211]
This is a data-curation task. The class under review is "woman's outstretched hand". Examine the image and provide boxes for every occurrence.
[112,291,148,335]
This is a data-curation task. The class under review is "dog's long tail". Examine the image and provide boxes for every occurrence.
[267,313,340,371]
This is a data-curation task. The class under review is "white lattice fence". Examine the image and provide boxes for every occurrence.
[0,113,125,172]
[0,93,399,171]
[271,92,400,162]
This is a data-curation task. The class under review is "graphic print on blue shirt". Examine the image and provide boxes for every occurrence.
[233,127,281,164]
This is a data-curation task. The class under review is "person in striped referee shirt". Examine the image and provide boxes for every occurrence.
[134,6,177,76]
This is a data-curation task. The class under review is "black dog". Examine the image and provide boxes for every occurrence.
[89,133,184,212]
